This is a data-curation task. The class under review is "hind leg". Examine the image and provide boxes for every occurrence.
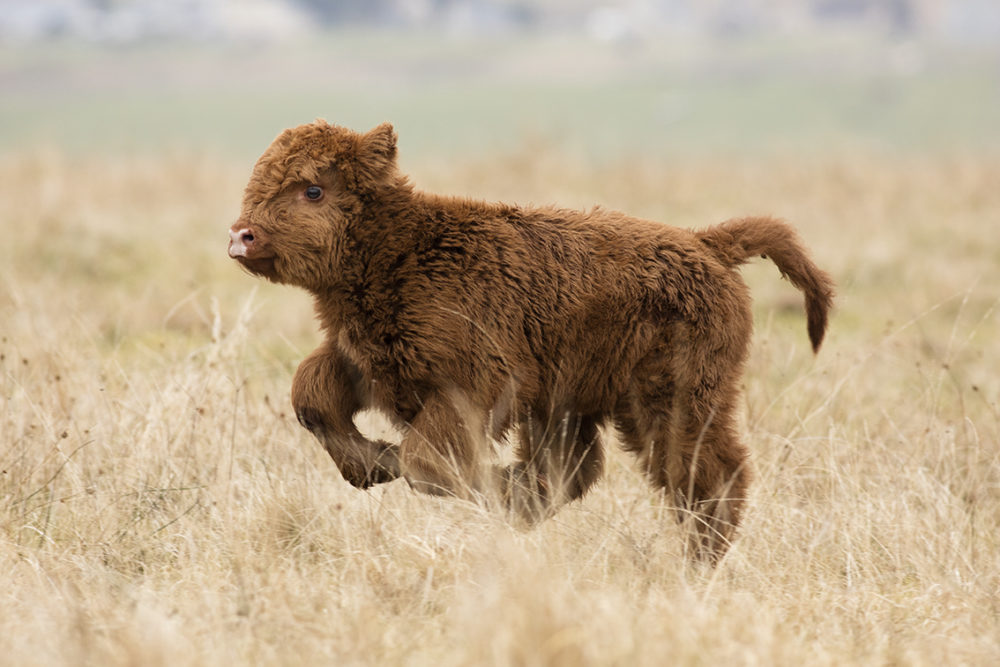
[618,359,751,562]
[666,401,751,562]
[500,410,605,523]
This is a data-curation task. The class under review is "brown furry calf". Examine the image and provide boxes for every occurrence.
[229,120,834,560]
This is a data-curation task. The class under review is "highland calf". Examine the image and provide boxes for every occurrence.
[229,120,834,561]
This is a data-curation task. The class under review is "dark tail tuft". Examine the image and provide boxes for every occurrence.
[697,216,835,352]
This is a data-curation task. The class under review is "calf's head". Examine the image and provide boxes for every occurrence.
[229,120,399,290]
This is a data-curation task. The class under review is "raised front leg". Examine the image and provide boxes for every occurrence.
[291,344,399,488]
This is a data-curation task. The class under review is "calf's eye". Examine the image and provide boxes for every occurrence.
[305,185,324,201]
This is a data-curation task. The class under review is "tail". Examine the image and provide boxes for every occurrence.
[696,216,835,352]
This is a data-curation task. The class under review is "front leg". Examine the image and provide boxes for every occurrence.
[398,391,487,499]
[291,344,399,488]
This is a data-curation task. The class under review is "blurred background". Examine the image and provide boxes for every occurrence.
[3,0,1000,162]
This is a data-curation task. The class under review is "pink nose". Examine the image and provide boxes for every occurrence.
[229,228,254,257]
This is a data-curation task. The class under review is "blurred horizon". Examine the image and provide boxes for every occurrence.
[2,0,999,161]
[5,0,1000,44]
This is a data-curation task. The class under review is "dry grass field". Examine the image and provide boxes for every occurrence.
[1,145,998,665]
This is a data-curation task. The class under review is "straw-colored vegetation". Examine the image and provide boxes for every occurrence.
[1,147,998,665]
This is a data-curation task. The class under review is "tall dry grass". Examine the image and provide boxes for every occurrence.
[1,147,998,665]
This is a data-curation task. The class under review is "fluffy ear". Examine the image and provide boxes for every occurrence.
[352,122,397,190]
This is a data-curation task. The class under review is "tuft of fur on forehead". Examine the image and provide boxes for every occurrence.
[244,120,398,203]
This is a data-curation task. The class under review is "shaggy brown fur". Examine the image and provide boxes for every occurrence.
[229,120,834,561]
